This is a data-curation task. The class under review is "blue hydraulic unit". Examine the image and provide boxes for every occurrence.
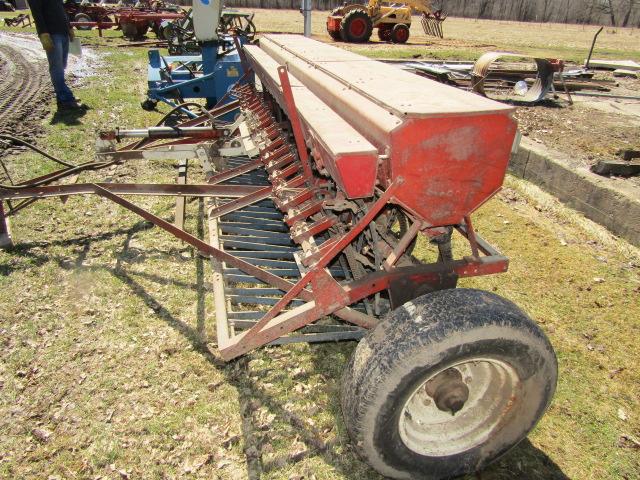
[142,0,246,119]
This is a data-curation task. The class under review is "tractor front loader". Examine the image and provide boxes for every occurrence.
[326,0,446,43]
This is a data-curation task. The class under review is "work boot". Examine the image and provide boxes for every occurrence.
[57,101,89,111]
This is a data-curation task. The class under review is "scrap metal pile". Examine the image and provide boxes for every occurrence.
[0,33,558,480]
[396,53,620,103]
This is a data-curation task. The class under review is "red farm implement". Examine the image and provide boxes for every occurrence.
[115,9,185,40]
[66,0,185,39]
[0,35,557,480]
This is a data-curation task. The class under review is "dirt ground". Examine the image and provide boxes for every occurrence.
[0,32,50,158]
[0,10,639,480]
[0,31,100,161]
[513,74,640,186]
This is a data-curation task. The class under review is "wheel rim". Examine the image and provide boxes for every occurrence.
[350,18,367,37]
[398,358,521,457]
[396,27,408,42]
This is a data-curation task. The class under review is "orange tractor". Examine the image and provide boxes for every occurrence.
[326,0,446,43]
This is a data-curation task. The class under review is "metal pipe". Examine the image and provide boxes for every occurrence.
[586,27,604,69]
[571,92,640,100]
[106,126,226,140]
[0,183,266,201]
[301,0,312,37]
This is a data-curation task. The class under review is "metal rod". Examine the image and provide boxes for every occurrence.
[111,126,222,140]
[463,216,480,259]
[586,27,604,69]
[0,183,266,201]
[383,220,422,270]
[206,186,273,219]
[207,159,262,185]
[277,66,314,182]
[0,202,12,249]
[174,159,188,230]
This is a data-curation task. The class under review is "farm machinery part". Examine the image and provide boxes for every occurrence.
[65,0,114,30]
[0,0,14,12]
[3,13,31,27]
[65,0,186,39]
[326,0,446,43]
[117,9,185,40]
[142,2,251,115]
[0,34,557,480]
[159,9,256,55]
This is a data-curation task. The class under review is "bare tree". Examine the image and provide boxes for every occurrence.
[596,0,618,25]
[477,0,494,18]
[540,0,554,21]
[620,0,639,26]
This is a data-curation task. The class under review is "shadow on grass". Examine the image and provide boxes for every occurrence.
[2,219,569,480]
[475,439,570,479]
[50,106,88,126]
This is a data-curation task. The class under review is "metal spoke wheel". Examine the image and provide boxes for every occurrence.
[341,288,557,480]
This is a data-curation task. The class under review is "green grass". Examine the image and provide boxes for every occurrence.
[1,15,639,480]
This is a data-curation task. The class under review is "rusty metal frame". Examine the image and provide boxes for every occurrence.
[0,55,512,363]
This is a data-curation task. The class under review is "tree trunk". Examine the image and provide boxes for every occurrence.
[622,0,635,27]
[607,0,617,25]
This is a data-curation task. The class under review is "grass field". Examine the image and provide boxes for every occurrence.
[1,11,639,480]
[247,9,640,62]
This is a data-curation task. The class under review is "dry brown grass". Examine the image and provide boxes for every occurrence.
[247,8,640,61]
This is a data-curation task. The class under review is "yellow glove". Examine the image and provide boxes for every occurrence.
[69,29,75,41]
[39,33,54,52]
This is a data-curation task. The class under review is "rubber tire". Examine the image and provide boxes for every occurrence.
[377,25,392,42]
[328,28,342,41]
[391,23,410,44]
[340,9,373,43]
[74,13,93,31]
[327,7,343,41]
[121,22,148,40]
[341,289,557,480]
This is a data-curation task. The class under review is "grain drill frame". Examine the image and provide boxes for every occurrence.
[0,36,557,480]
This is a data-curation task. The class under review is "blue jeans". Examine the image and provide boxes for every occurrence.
[46,34,76,104]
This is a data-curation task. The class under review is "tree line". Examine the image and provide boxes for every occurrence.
[433,0,639,27]
[218,0,640,27]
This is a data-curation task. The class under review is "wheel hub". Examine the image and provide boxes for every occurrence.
[350,18,366,37]
[398,358,521,457]
[425,368,469,415]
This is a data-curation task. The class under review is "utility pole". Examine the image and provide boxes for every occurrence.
[301,0,312,37]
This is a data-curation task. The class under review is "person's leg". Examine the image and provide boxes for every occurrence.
[46,34,75,105]
[61,33,69,70]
